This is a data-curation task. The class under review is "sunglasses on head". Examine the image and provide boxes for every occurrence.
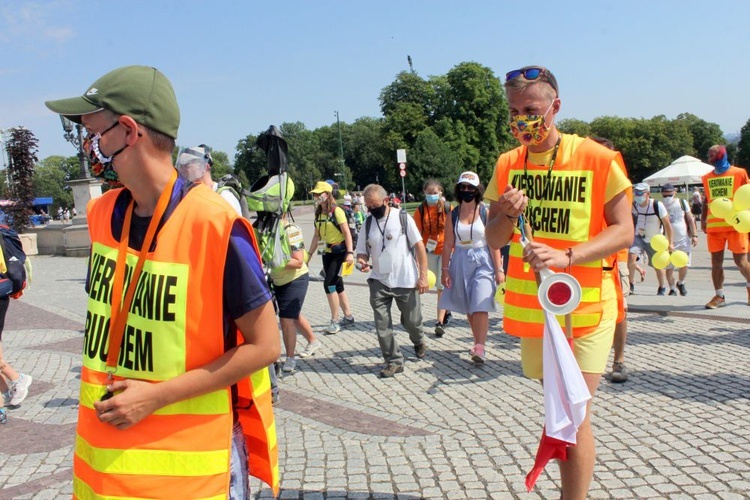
[505,66,559,95]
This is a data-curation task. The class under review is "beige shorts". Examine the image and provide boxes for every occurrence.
[520,274,617,379]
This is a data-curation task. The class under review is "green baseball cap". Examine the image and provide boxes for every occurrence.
[45,65,180,139]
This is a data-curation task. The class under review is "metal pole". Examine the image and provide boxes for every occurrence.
[335,111,345,190]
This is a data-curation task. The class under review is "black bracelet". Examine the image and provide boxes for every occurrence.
[346,251,354,255]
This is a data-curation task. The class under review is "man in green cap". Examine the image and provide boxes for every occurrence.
[46,65,280,499]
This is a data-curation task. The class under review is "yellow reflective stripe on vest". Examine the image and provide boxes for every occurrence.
[76,435,229,477]
[508,241,601,268]
[73,476,226,500]
[503,303,601,328]
[79,381,229,415]
[506,278,601,303]
[250,368,271,396]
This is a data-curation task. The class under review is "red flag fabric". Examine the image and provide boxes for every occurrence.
[525,427,571,492]
[525,311,591,492]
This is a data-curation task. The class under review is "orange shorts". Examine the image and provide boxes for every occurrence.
[707,231,749,254]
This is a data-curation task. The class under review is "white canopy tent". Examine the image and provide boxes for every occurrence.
[643,155,713,188]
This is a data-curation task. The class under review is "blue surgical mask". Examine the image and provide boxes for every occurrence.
[425,194,440,205]
[634,195,646,204]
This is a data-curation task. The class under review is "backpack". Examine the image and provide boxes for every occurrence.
[364,208,413,257]
[0,224,28,298]
[632,198,664,232]
[217,174,253,220]
[451,203,488,235]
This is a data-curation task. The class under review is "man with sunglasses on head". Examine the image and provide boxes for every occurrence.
[485,66,633,499]
[46,65,279,499]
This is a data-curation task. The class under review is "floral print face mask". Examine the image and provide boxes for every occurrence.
[509,100,555,147]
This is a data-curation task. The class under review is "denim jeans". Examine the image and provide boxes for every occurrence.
[229,421,250,499]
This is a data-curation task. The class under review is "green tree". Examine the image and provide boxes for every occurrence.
[675,113,724,161]
[233,134,267,184]
[735,117,750,169]
[345,117,390,192]
[4,127,38,232]
[32,155,76,211]
[557,118,591,137]
[209,150,232,180]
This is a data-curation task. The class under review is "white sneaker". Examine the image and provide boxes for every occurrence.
[1,391,10,406]
[9,374,32,406]
[282,357,297,373]
[326,320,340,334]
[299,339,322,358]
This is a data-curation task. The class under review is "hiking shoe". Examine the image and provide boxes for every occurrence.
[668,289,677,296]
[434,322,445,338]
[443,311,453,325]
[657,287,666,296]
[0,408,6,424]
[299,339,321,358]
[9,374,32,406]
[340,315,355,326]
[325,320,340,334]
[677,283,688,296]
[379,364,404,378]
[610,361,629,383]
[470,344,486,364]
[282,357,296,373]
[414,342,427,359]
[705,295,726,309]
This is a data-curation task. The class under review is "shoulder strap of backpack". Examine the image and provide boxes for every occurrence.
[365,215,373,257]
[399,208,412,253]
[479,203,488,225]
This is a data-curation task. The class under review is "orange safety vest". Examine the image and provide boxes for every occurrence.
[495,137,624,338]
[702,166,749,232]
[414,201,450,255]
[74,186,279,499]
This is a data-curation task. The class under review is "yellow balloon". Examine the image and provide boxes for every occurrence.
[710,197,734,219]
[495,282,506,305]
[724,210,738,225]
[731,210,750,233]
[652,251,671,269]
[650,234,669,252]
[670,250,689,268]
[734,184,750,212]
[427,270,437,289]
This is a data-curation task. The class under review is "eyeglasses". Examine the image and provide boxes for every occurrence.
[505,66,559,96]
[458,185,477,192]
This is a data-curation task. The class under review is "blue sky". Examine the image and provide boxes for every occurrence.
[1,0,748,164]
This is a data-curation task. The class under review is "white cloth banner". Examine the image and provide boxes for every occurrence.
[542,311,592,444]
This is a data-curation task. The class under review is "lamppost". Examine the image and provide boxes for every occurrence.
[60,116,91,179]
[56,116,102,254]
[334,110,345,190]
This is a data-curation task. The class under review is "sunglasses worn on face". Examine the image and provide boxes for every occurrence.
[459,185,477,192]
[505,66,559,96]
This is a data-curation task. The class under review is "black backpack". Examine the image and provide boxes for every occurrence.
[217,174,253,220]
[0,224,27,298]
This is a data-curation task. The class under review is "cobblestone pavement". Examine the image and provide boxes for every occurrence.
[2,213,750,499]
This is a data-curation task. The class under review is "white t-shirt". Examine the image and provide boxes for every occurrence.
[662,197,690,241]
[454,216,487,249]
[212,181,243,216]
[632,198,667,243]
[355,208,422,288]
